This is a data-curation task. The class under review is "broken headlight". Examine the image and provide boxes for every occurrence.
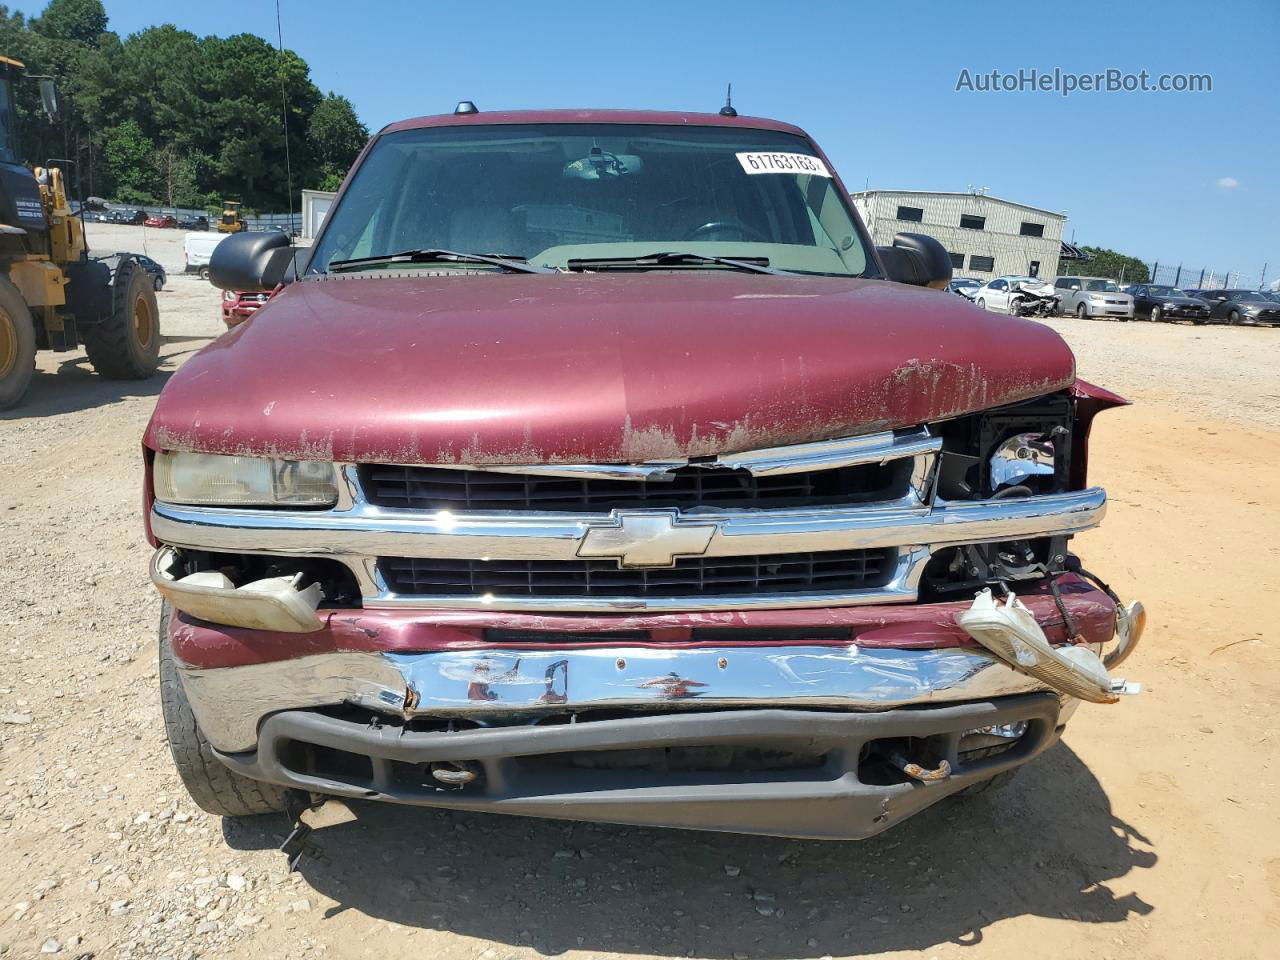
[153,452,339,507]
[989,431,1058,490]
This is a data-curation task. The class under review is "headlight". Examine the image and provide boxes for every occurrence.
[1087,293,1106,302]
[153,452,339,507]
[223,290,237,302]
[989,432,1056,490]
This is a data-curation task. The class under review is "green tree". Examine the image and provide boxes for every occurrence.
[1,1,365,209]
[101,118,152,199]
[308,93,367,187]
[1077,246,1150,284]
[31,0,106,44]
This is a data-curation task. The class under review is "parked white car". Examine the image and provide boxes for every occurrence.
[973,275,1059,317]
[1053,276,1135,319]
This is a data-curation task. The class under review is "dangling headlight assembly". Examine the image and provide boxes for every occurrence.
[989,431,1058,490]
[153,451,339,507]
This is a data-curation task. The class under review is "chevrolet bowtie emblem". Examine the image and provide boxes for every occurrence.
[577,511,716,568]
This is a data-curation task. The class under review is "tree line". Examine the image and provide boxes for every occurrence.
[0,0,369,212]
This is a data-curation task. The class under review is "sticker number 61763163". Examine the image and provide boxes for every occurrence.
[735,152,832,177]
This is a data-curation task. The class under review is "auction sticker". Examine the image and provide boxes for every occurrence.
[736,152,831,177]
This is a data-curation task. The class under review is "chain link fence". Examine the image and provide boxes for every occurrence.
[1143,261,1272,291]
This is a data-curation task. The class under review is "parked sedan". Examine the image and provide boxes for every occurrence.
[177,215,209,231]
[144,214,178,229]
[1127,284,1212,323]
[947,277,982,300]
[133,254,167,291]
[1195,289,1280,326]
[972,275,1058,315]
[106,209,146,225]
[1053,276,1134,319]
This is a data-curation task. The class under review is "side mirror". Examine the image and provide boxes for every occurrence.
[209,231,297,291]
[876,232,952,290]
[37,78,58,122]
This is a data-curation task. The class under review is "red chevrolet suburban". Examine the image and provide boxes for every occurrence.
[143,108,1143,841]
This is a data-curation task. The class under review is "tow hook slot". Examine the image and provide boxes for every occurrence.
[879,742,952,782]
[429,760,483,787]
[958,588,1141,703]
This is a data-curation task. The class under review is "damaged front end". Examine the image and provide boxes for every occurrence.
[1008,278,1060,317]
[148,381,1144,840]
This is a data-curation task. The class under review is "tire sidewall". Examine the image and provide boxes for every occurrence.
[0,275,37,409]
[114,258,161,372]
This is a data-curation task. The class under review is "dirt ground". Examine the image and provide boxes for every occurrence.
[1,225,1277,960]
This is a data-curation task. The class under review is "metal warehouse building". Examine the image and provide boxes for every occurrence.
[851,190,1067,283]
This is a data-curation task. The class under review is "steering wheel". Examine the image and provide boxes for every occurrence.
[684,220,770,243]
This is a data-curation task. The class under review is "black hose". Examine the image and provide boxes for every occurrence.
[991,484,1033,500]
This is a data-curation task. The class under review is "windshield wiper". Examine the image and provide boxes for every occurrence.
[328,249,553,275]
[565,252,791,276]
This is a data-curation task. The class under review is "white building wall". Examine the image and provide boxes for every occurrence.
[851,190,1066,282]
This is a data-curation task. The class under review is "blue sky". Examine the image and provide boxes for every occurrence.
[17,0,1277,281]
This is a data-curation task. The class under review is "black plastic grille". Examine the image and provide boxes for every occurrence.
[380,549,896,599]
[360,461,907,512]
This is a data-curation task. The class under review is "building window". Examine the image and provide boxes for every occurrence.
[948,252,965,269]
[969,254,995,272]
[896,205,924,223]
[1020,221,1045,237]
[960,214,986,230]
[1029,260,1041,277]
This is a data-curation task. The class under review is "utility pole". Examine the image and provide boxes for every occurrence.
[1261,263,1268,289]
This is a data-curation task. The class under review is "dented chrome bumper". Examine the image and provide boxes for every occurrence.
[177,642,1065,754]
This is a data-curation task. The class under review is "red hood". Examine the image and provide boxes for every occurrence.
[144,272,1075,464]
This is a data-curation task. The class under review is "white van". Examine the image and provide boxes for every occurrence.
[184,232,228,279]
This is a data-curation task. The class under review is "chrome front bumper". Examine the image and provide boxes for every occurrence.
[176,641,1072,753]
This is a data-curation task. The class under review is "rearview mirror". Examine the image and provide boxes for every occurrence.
[209,231,297,291]
[875,232,952,290]
[37,78,58,122]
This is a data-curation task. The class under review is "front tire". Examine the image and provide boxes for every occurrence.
[198,265,210,281]
[977,298,986,311]
[153,275,164,292]
[1007,297,1020,316]
[159,603,289,817]
[1149,306,1161,323]
[83,256,161,379]
[1076,302,1088,319]
[0,276,36,410]
[1228,309,1241,325]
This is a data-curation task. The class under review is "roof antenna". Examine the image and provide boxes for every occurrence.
[275,0,295,243]
[719,83,737,118]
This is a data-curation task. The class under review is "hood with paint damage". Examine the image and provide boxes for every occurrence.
[144,272,1076,464]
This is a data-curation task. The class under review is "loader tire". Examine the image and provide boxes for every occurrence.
[0,276,36,410]
[159,603,289,817]
[83,256,160,379]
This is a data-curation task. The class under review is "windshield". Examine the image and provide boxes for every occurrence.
[1148,286,1180,296]
[1084,279,1121,292]
[308,123,870,277]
